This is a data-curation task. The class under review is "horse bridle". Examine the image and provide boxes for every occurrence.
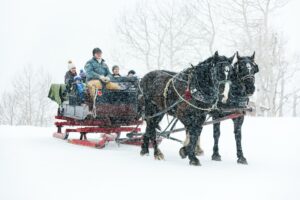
[188,59,235,106]
[234,61,257,82]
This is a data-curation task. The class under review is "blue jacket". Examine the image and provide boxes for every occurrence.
[84,57,111,82]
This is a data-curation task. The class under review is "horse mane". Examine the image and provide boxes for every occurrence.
[161,70,177,76]
[195,56,214,67]
[194,55,228,68]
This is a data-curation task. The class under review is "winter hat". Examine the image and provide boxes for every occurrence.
[68,60,76,70]
[79,69,86,78]
[128,70,136,75]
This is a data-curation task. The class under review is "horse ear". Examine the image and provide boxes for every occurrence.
[229,53,235,64]
[214,51,219,57]
[250,51,255,61]
[237,51,241,60]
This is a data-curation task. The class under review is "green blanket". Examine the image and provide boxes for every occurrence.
[48,84,66,105]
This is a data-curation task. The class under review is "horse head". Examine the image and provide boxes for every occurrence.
[190,51,235,106]
[234,52,259,96]
[211,51,235,103]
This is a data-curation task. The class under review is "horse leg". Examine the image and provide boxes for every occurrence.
[181,130,203,158]
[141,118,160,156]
[212,121,222,161]
[149,115,165,160]
[141,119,164,159]
[195,136,204,156]
[180,131,190,159]
[233,116,248,164]
[140,130,150,156]
[179,122,202,166]
[183,131,190,146]
[140,102,156,156]
[140,102,164,159]
[186,126,202,166]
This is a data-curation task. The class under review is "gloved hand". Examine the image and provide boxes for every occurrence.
[99,75,110,83]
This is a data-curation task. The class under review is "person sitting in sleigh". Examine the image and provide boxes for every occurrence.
[84,48,121,100]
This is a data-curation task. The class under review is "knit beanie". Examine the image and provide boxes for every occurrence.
[68,60,76,70]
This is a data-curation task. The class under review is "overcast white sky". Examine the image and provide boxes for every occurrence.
[0,0,299,93]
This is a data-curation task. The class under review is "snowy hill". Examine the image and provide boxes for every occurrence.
[0,117,300,200]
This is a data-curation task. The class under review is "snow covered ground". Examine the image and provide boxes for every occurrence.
[1,117,300,200]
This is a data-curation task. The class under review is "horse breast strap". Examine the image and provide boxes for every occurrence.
[163,69,192,109]
[167,69,217,112]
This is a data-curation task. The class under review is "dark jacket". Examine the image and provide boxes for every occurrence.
[64,71,77,85]
[84,57,111,82]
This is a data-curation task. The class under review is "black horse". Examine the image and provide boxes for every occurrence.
[140,51,235,166]
[209,52,259,164]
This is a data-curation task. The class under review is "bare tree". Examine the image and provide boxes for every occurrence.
[219,0,293,116]
[117,0,197,70]
[0,66,55,126]
[34,68,56,126]
[0,92,18,125]
[292,93,300,117]
[117,1,153,70]
[116,0,297,117]
[188,0,217,55]
[12,66,36,125]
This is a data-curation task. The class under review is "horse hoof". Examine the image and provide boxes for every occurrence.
[179,147,187,159]
[189,158,201,166]
[237,157,248,165]
[212,153,222,161]
[154,149,165,160]
[140,148,149,156]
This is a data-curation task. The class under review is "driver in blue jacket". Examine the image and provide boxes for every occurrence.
[84,48,120,100]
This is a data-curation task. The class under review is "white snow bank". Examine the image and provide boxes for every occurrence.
[0,117,300,200]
